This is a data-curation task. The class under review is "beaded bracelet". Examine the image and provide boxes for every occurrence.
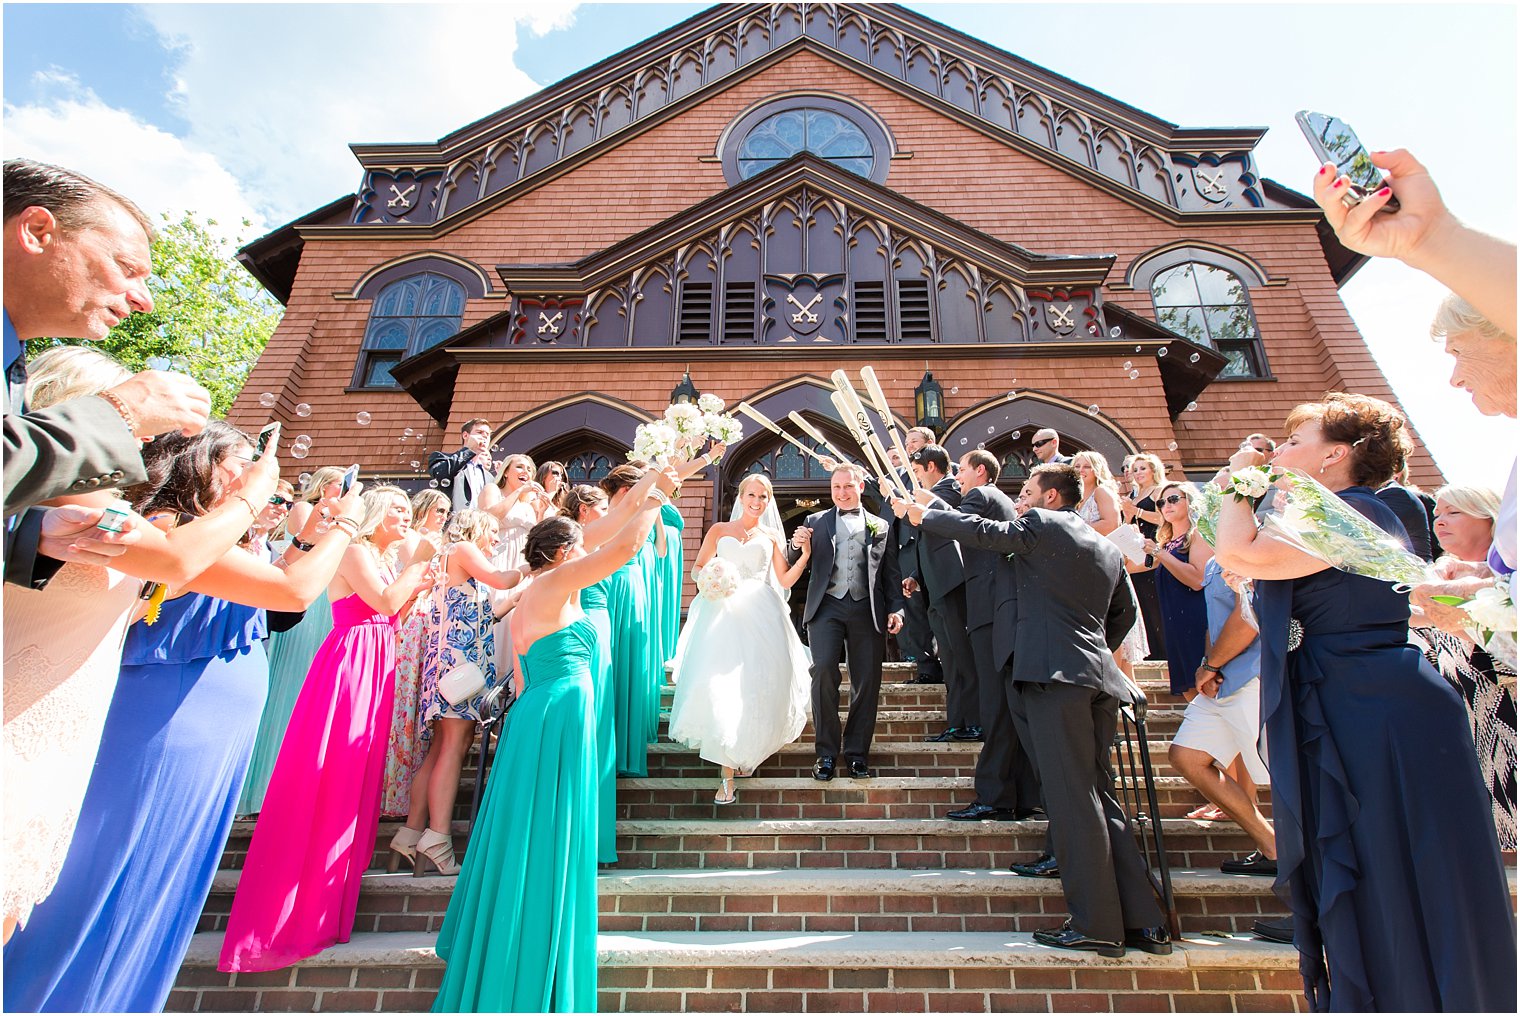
[99,389,141,439]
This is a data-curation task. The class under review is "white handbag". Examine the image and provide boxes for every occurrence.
[431,547,489,707]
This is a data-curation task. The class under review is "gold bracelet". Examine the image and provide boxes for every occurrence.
[234,495,258,519]
[99,389,141,438]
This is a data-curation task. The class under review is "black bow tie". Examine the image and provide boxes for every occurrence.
[838,508,862,516]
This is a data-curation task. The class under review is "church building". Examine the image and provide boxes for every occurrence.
[229,1,1437,543]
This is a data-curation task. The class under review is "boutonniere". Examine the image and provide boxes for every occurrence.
[864,517,885,538]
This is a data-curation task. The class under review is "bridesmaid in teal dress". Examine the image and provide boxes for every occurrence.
[656,500,685,665]
[600,465,658,777]
[432,465,678,1014]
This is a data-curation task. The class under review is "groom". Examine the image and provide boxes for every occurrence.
[788,464,905,780]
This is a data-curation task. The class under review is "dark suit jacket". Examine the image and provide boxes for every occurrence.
[1375,482,1431,560]
[904,475,966,597]
[917,505,1135,699]
[954,484,1018,632]
[789,506,905,633]
[428,446,490,507]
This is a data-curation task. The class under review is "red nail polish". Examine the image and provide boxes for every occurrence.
[1317,164,1330,176]
[1331,178,1345,188]
[1378,187,1392,197]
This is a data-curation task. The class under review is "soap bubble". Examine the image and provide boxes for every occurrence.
[298,472,312,486]
[1157,347,1168,357]
[1122,361,1132,371]
[1128,369,1140,380]
[355,411,372,426]
[1167,440,1179,451]
[403,427,415,438]
[290,445,309,460]
[293,434,311,448]
[1185,401,1198,412]
[1134,345,1143,353]
[1009,430,1021,440]
[949,386,959,395]
[977,442,986,450]
[1189,352,1200,364]
[1086,404,1101,416]
[1109,326,1122,338]
[986,426,995,434]
[415,433,425,442]
[409,460,421,470]
[258,392,277,408]
[1087,324,1099,336]
[294,403,312,418]
[959,437,968,446]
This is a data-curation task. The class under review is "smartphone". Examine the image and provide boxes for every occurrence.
[252,421,280,461]
[1295,110,1398,211]
[340,463,360,497]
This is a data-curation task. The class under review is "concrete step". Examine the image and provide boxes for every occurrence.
[613,776,1270,822]
[171,929,1309,1013]
[198,866,1296,940]
[662,708,1186,743]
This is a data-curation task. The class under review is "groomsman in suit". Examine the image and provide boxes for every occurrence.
[902,445,979,741]
[427,418,495,511]
[904,463,1168,957]
[1031,428,1071,466]
[788,464,905,781]
[893,427,942,683]
[937,449,1040,820]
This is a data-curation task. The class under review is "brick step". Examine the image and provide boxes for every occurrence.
[198,866,1299,939]
[170,929,1308,1013]
[612,817,1260,872]
[613,776,1271,822]
[661,709,1187,742]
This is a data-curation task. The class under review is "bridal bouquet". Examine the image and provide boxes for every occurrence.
[1193,466,1428,589]
[695,557,740,601]
[1433,580,1518,671]
[632,396,745,466]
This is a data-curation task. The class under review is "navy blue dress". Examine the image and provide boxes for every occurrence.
[1155,534,1208,695]
[1255,488,1516,1011]
[3,592,267,1012]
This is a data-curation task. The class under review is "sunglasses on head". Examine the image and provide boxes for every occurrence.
[1031,437,1054,448]
[268,495,292,508]
[1161,493,1189,506]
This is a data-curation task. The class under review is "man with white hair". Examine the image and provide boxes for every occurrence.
[1030,428,1070,465]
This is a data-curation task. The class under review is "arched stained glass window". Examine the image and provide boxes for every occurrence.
[355,273,466,388]
[738,108,875,180]
[1149,263,1264,378]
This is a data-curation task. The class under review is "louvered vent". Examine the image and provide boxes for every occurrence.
[678,283,714,343]
[722,282,756,343]
[897,279,933,342]
[853,281,887,342]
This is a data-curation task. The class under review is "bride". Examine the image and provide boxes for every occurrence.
[668,472,813,805]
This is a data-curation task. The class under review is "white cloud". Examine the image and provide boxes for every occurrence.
[139,3,581,226]
[3,71,266,243]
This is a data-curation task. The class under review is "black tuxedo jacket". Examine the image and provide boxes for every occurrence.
[955,484,1019,632]
[427,446,489,505]
[790,506,905,633]
[904,475,966,597]
[917,505,1135,699]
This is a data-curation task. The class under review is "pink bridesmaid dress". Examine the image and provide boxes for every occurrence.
[218,588,401,972]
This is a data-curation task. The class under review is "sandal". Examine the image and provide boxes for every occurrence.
[414,828,460,877]
[1186,804,1227,821]
[714,775,737,806]
[387,826,423,873]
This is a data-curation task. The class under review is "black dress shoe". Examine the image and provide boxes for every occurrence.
[813,756,836,781]
[1220,851,1278,876]
[925,728,958,743]
[847,759,871,779]
[1125,926,1172,955]
[1011,807,1044,820]
[1033,921,1124,958]
[951,726,984,741]
[907,675,943,685]
[1008,853,1060,878]
[1252,917,1294,944]
[946,803,1017,821]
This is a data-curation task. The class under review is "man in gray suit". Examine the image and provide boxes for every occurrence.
[905,463,1168,957]
[788,464,905,781]
[4,158,212,586]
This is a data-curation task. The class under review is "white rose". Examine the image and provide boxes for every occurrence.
[1467,586,1518,633]
[1231,467,1271,499]
[698,393,725,414]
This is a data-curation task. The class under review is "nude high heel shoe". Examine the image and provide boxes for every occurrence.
[388,826,423,873]
[414,828,460,877]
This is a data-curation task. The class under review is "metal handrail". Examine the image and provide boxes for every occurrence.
[1115,675,1179,937]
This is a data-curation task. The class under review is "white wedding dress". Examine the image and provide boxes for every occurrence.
[667,533,812,772]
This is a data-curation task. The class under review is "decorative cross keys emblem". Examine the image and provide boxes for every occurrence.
[537,310,564,336]
[787,292,823,324]
[1049,304,1074,329]
[386,183,417,211]
[1197,168,1227,196]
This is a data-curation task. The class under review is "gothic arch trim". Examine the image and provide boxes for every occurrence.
[490,393,654,457]
[345,252,496,301]
[940,389,1137,466]
[1123,241,1272,291]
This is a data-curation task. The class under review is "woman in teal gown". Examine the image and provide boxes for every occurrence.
[600,465,658,777]
[432,465,678,1014]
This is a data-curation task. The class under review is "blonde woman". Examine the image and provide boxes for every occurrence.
[1143,481,1212,697]
[482,453,553,679]
[668,473,813,805]
[221,486,436,973]
[396,509,523,875]
[1119,451,1169,659]
[381,487,452,817]
[1073,451,1150,676]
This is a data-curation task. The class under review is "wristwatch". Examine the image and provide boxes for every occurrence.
[1199,662,1222,676]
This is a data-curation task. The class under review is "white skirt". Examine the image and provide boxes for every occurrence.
[1172,677,1269,784]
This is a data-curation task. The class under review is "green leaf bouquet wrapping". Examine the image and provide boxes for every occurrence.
[1192,467,1428,589]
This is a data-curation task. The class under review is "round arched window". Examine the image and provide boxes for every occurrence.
[721,96,891,185]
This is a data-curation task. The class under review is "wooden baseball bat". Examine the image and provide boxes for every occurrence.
[858,365,922,491]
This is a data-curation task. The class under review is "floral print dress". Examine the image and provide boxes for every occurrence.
[419,576,499,739]
[379,606,426,817]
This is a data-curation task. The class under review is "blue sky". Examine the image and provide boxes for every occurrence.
[4,2,1515,485]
